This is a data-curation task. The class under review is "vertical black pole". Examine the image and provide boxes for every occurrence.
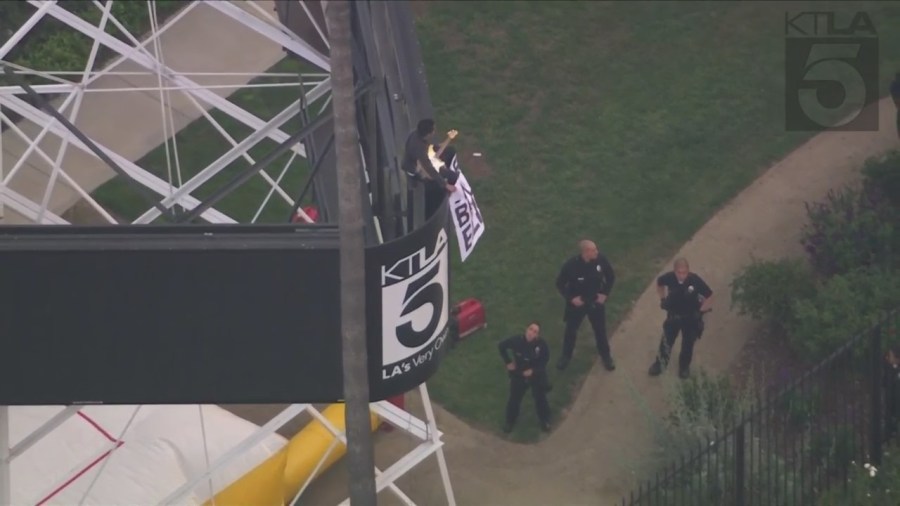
[696,438,704,504]
[654,470,660,505]
[800,377,808,504]
[365,88,383,237]
[766,397,772,505]
[842,351,850,492]
[748,410,755,506]
[871,322,884,466]
[735,423,746,506]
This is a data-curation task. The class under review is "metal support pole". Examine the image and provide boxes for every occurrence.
[8,406,80,460]
[871,322,884,466]
[326,1,377,505]
[0,108,4,222]
[287,73,319,222]
[364,89,380,221]
[0,406,10,506]
[290,134,335,215]
[419,384,457,506]
[734,423,746,506]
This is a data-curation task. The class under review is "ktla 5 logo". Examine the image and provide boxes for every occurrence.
[784,10,878,132]
[380,229,449,365]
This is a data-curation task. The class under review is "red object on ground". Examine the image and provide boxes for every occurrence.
[455,298,487,339]
[387,394,405,410]
[292,205,319,223]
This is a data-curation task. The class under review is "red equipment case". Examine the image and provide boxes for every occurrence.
[291,206,319,223]
[454,298,486,339]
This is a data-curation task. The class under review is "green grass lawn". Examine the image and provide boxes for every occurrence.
[416,0,900,442]
[89,1,900,443]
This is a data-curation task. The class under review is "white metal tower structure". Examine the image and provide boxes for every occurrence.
[0,1,454,504]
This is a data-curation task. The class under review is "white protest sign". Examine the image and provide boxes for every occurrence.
[447,155,485,262]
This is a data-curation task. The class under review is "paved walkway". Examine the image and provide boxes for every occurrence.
[0,1,284,224]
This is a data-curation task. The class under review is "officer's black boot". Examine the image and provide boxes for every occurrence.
[601,355,616,371]
[540,420,551,432]
[649,360,664,376]
[679,366,690,379]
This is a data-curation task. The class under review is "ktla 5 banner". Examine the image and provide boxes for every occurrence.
[447,154,485,262]
[366,198,452,400]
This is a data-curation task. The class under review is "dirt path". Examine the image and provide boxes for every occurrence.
[348,97,899,506]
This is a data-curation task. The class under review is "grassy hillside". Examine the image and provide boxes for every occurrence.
[416,0,900,442]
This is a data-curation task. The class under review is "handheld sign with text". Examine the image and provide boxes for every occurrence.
[446,154,485,262]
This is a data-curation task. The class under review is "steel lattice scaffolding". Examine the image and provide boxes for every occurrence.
[0,1,453,504]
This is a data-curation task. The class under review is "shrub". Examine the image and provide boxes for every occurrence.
[817,442,900,505]
[801,184,897,277]
[650,369,803,504]
[667,369,750,436]
[730,258,818,332]
[779,388,823,428]
[863,150,900,209]
[788,267,900,360]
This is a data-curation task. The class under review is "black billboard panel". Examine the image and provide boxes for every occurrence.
[0,229,344,405]
[0,198,451,405]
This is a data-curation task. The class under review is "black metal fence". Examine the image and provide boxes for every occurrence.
[621,309,900,506]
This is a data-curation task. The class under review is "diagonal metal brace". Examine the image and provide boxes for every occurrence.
[1,64,179,223]
[177,76,376,224]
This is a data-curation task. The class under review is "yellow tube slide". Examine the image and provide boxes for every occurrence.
[204,404,380,506]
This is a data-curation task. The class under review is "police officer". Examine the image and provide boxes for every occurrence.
[498,321,552,433]
[555,240,616,371]
[648,258,714,379]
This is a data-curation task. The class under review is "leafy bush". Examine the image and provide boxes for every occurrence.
[649,369,804,505]
[808,424,856,474]
[780,389,823,428]
[817,442,900,505]
[788,267,900,360]
[730,258,818,332]
[863,151,900,209]
[801,184,897,277]
[668,369,751,432]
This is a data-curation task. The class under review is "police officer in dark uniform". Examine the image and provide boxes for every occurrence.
[648,258,714,379]
[401,119,458,219]
[498,321,552,433]
[555,240,616,371]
